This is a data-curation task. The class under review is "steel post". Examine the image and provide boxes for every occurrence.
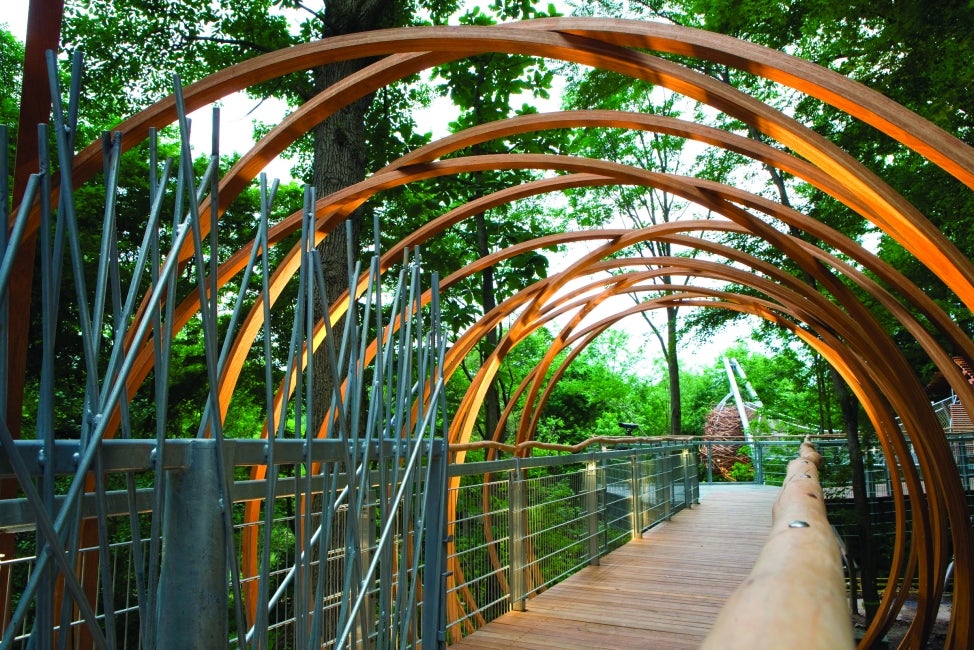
[630,455,642,539]
[753,441,765,485]
[706,443,714,484]
[663,453,673,521]
[865,447,875,499]
[584,460,600,566]
[509,468,528,612]
[959,437,971,490]
[156,439,226,649]
[421,440,448,650]
[357,499,376,649]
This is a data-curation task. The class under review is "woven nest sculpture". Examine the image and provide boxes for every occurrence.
[701,405,754,480]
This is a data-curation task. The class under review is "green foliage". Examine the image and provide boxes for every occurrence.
[62,0,460,117]
[727,460,754,482]
[17,129,305,440]
[647,0,973,373]
[676,363,727,434]
[0,25,22,126]
[478,322,839,445]
[0,25,22,189]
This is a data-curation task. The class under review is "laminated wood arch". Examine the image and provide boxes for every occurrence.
[208,145,972,645]
[523,286,925,642]
[451,261,949,642]
[12,20,974,306]
[159,152,974,433]
[444,276,933,645]
[505,232,974,445]
[428,206,968,644]
[11,17,974,649]
[108,97,959,448]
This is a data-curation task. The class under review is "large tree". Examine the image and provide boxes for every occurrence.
[58,1,567,439]
[61,0,461,432]
[427,3,565,444]
[561,71,697,436]
[0,27,22,132]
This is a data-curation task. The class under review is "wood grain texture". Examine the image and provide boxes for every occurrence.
[448,485,777,649]
[701,444,854,649]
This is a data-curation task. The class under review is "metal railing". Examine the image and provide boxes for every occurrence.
[0,437,449,649]
[697,434,974,496]
[1,64,451,648]
[442,442,698,642]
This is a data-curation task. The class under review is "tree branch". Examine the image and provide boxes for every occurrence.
[183,34,278,54]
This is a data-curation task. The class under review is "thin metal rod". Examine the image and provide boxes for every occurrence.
[0,174,39,295]
[252,175,277,649]
[178,87,249,641]
[3,160,200,643]
[144,127,176,650]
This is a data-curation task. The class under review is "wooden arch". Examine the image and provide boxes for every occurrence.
[9,17,974,649]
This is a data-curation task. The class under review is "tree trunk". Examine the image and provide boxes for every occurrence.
[310,0,392,435]
[666,305,682,436]
[475,210,503,443]
[305,4,391,646]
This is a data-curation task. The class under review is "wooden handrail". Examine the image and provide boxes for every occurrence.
[701,437,854,649]
[448,435,695,457]
[447,434,845,458]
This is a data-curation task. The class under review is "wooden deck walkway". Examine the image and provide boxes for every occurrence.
[449,484,779,649]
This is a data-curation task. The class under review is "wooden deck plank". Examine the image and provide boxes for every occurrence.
[448,484,778,649]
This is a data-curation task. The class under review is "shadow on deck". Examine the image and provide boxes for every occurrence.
[448,484,779,649]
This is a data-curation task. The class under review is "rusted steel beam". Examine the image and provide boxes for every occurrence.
[700,440,854,649]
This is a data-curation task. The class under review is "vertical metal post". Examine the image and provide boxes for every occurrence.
[885,451,894,498]
[682,448,692,509]
[663,453,673,520]
[753,440,765,484]
[584,461,600,566]
[629,455,641,539]
[156,439,227,649]
[508,468,528,612]
[959,437,971,489]
[705,443,713,484]
[357,498,376,649]
[864,447,875,499]
[421,440,448,650]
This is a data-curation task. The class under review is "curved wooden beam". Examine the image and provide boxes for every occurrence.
[469,283,924,645]
[14,19,971,646]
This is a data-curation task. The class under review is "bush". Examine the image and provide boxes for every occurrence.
[728,461,755,482]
